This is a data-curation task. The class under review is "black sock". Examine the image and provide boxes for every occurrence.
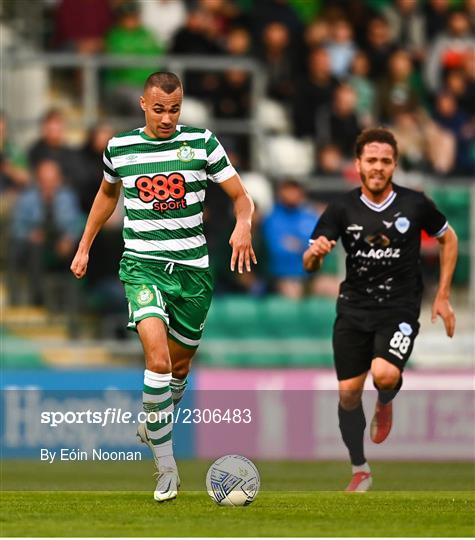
[338,402,366,466]
[375,376,403,404]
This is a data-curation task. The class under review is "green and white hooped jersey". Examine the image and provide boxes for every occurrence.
[103,125,236,269]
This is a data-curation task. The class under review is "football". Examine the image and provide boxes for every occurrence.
[206,455,260,506]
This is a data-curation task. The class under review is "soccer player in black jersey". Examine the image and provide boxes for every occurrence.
[303,128,458,491]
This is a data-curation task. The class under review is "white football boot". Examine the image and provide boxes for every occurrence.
[137,422,180,501]
[153,467,180,502]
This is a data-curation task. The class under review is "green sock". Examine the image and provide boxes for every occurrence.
[143,369,174,466]
[170,376,188,406]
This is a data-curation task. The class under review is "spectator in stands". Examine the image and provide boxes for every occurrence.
[77,123,115,213]
[321,84,361,159]
[425,10,475,93]
[303,18,330,51]
[314,143,345,177]
[424,0,452,41]
[197,0,242,40]
[445,68,472,116]
[262,180,317,299]
[433,91,475,174]
[348,51,375,127]
[171,7,222,55]
[53,0,112,53]
[391,109,430,172]
[377,49,421,123]
[467,0,475,31]
[249,0,304,42]
[28,109,83,191]
[292,47,338,138]
[212,69,252,120]
[226,25,253,56]
[0,112,29,195]
[104,1,164,114]
[325,18,356,78]
[9,160,83,305]
[383,0,426,60]
[461,49,475,116]
[258,21,296,103]
[138,0,186,48]
[363,16,397,81]
[170,8,223,98]
[392,108,456,175]
[212,28,252,119]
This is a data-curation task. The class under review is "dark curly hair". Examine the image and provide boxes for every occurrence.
[355,128,398,160]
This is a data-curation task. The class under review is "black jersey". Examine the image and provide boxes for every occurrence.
[310,184,448,315]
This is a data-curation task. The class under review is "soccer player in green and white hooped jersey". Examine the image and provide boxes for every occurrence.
[71,72,256,502]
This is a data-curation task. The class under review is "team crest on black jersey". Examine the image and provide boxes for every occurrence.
[395,216,410,233]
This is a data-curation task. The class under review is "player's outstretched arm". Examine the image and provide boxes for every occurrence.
[219,174,257,274]
[70,179,122,279]
[432,225,458,337]
[303,236,336,273]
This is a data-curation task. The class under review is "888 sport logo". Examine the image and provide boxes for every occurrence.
[135,173,187,212]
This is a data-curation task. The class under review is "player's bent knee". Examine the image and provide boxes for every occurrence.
[146,357,171,373]
[172,361,192,380]
[371,358,400,389]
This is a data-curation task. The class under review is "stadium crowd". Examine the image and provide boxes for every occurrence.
[2,0,474,329]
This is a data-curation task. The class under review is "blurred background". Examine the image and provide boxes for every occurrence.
[1,0,474,464]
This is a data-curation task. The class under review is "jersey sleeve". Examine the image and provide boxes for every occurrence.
[102,141,121,184]
[205,131,237,183]
[420,194,448,237]
[309,202,342,245]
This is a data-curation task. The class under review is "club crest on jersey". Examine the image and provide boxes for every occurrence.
[177,142,194,162]
[395,216,410,234]
[399,322,413,336]
[137,286,154,306]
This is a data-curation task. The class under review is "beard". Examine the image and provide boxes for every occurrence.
[360,172,393,195]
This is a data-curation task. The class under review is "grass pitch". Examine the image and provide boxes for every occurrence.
[1,461,474,537]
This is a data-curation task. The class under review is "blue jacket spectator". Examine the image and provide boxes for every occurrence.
[263,180,317,298]
[9,160,83,305]
[12,180,82,241]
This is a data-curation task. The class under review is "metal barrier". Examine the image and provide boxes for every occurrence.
[4,52,267,169]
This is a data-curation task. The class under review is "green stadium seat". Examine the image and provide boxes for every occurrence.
[261,296,305,337]
[300,297,336,337]
[430,187,471,285]
[216,295,263,338]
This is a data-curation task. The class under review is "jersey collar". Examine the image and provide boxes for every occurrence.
[360,190,397,212]
[139,125,181,142]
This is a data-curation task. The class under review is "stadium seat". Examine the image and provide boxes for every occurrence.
[210,295,263,338]
[262,135,314,177]
[240,172,274,215]
[256,98,291,134]
[179,97,210,127]
[430,187,470,284]
[261,295,306,337]
[300,297,336,337]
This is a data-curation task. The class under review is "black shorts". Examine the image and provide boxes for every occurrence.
[332,309,420,381]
